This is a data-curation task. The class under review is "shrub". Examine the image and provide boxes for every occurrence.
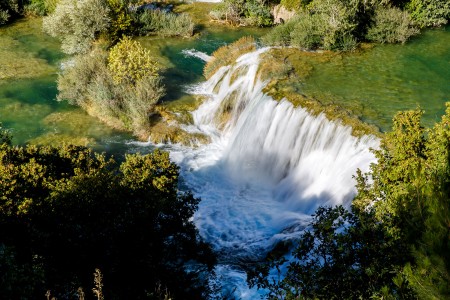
[209,0,273,27]
[25,0,58,16]
[43,0,110,54]
[261,17,297,46]
[0,9,9,24]
[0,0,19,24]
[280,0,312,11]
[57,49,110,107]
[58,45,165,137]
[108,36,159,86]
[262,0,363,50]
[407,0,450,27]
[244,0,273,26]
[289,12,325,49]
[367,6,419,43]
[204,36,256,79]
[134,9,194,37]
[106,0,133,40]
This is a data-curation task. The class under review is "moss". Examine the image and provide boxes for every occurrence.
[204,36,256,79]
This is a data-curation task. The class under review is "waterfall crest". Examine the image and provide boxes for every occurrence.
[171,47,379,298]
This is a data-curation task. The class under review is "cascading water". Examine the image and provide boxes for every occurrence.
[168,48,379,298]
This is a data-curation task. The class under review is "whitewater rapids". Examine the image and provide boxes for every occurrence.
[166,48,378,298]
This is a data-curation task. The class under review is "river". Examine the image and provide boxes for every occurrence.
[0,17,449,299]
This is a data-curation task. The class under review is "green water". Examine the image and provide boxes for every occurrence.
[0,18,266,151]
[0,18,135,155]
[1,17,448,150]
[302,26,450,131]
[138,26,268,106]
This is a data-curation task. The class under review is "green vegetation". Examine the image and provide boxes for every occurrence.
[41,0,197,140]
[262,0,448,50]
[204,36,256,79]
[43,0,195,54]
[25,0,58,16]
[367,7,419,44]
[134,9,194,37]
[43,0,111,55]
[108,36,159,85]
[252,103,450,299]
[0,0,20,24]
[57,41,164,139]
[407,0,450,28]
[0,130,215,299]
[210,0,273,27]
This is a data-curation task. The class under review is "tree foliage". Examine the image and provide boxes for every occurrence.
[367,6,419,43]
[58,46,164,137]
[108,36,159,86]
[43,0,111,54]
[210,0,273,27]
[262,0,426,50]
[407,0,450,27]
[0,139,215,299]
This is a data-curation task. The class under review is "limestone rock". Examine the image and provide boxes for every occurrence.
[272,5,296,24]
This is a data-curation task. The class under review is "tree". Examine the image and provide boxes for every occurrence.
[366,6,419,44]
[407,0,450,27]
[0,142,215,299]
[250,206,411,299]
[43,0,111,54]
[253,103,450,299]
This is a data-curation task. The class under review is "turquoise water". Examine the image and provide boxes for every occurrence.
[1,18,448,150]
[302,26,450,131]
[0,18,133,155]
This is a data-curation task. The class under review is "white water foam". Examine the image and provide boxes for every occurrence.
[182,49,213,62]
[163,48,378,298]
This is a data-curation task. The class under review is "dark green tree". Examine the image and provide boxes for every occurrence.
[0,140,215,299]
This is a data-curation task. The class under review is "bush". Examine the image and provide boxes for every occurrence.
[108,36,159,86]
[106,0,133,40]
[280,0,312,11]
[25,0,58,16]
[58,45,165,137]
[0,0,19,24]
[209,0,273,27]
[0,9,9,24]
[289,12,325,49]
[43,0,110,54]
[367,6,419,43]
[407,0,450,27]
[261,17,297,46]
[134,9,194,37]
[244,0,273,26]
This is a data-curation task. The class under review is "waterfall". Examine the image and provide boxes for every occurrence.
[169,48,379,298]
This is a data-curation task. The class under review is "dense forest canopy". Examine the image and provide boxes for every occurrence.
[0,126,215,299]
